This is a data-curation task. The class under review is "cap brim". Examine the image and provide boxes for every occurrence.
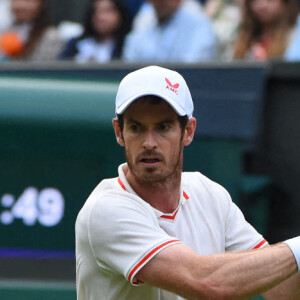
[116,92,187,116]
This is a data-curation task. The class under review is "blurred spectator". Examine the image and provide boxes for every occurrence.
[122,0,217,62]
[0,0,64,61]
[284,14,300,60]
[0,0,13,32]
[233,0,300,61]
[60,0,131,63]
[132,0,203,31]
[123,0,144,18]
[57,21,84,42]
[204,0,242,60]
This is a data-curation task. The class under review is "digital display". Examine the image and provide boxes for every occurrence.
[1,187,64,227]
[0,124,123,256]
[0,77,122,258]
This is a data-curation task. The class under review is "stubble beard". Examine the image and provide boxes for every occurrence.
[125,144,183,188]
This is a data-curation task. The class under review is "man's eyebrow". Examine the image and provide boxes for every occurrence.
[126,118,141,124]
[157,119,176,124]
[126,118,175,123]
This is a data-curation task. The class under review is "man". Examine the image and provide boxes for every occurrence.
[122,0,217,62]
[76,66,300,299]
[132,0,203,31]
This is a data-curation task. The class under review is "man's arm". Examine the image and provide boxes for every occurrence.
[262,273,300,300]
[136,241,298,300]
[257,244,300,299]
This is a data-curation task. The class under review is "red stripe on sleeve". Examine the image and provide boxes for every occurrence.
[253,239,267,249]
[128,239,180,283]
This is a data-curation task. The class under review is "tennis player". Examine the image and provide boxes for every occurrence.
[76,66,300,300]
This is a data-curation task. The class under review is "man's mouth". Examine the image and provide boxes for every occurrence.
[140,158,160,163]
[137,151,163,166]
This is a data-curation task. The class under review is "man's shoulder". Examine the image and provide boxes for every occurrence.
[88,177,118,198]
[182,171,229,196]
[83,177,130,207]
[78,177,153,220]
[182,171,217,186]
[182,171,233,219]
[76,178,117,217]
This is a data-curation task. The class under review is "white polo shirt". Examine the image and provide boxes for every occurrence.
[75,163,267,300]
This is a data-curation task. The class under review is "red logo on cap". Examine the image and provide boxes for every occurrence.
[165,78,179,95]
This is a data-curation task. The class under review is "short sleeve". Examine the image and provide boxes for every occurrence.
[87,192,181,285]
[225,198,268,251]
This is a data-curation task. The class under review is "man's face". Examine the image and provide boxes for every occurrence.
[149,0,182,23]
[118,97,184,185]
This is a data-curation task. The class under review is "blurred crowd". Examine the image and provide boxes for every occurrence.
[0,0,300,63]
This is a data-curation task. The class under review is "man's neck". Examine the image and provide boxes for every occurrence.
[124,166,182,213]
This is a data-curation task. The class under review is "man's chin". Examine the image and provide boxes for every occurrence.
[137,176,165,184]
[134,169,166,183]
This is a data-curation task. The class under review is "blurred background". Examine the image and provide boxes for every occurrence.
[0,0,300,299]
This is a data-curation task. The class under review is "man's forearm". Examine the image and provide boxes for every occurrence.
[262,273,300,300]
[138,242,299,300]
[197,243,298,299]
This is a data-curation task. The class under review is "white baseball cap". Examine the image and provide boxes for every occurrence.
[115,66,194,118]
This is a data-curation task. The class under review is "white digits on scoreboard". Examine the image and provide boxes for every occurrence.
[1,187,65,227]
[38,188,64,227]
[11,187,39,226]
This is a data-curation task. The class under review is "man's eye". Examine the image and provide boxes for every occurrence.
[130,124,139,132]
[160,124,170,131]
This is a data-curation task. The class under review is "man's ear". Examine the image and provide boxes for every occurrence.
[182,117,196,146]
[112,118,125,146]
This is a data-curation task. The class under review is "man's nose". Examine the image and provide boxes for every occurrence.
[143,130,157,149]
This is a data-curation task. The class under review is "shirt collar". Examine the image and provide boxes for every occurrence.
[117,163,189,219]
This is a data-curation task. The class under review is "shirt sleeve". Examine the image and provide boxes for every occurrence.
[225,197,268,251]
[87,191,181,285]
